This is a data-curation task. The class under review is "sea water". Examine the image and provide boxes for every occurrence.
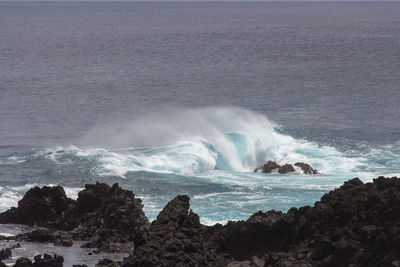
[0,2,400,225]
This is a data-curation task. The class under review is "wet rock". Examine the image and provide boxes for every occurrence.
[32,254,63,267]
[14,229,73,247]
[12,254,64,267]
[254,161,280,173]
[278,164,295,174]
[255,161,317,174]
[96,259,121,267]
[294,162,318,174]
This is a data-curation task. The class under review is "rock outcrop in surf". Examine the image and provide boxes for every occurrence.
[294,162,319,174]
[1,176,400,266]
[254,161,318,174]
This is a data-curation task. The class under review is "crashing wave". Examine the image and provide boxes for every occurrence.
[1,107,398,178]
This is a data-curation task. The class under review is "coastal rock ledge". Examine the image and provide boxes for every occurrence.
[0,176,400,266]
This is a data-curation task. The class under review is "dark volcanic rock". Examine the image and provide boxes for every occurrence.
[14,229,73,247]
[122,195,229,267]
[255,161,314,174]
[218,210,295,260]
[254,161,281,173]
[96,259,121,267]
[13,254,63,267]
[0,183,149,253]
[33,254,63,267]
[66,183,149,250]
[14,257,32,267]
[0,248,11,261]
[278,163,295,174]
[4,177,400,267]
[222,176,400,267]
[0,186,73,226]
[295,162,318,174]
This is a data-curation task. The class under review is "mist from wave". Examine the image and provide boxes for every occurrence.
[2,107,398,179]
[1,107,399,224]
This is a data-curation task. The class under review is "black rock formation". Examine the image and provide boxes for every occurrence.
[13,254,63,267]
[14,229,73,247]
[278,163,295,174]
[0,248,11,261]
[221,176,400,266]
[0,186,73,226]
[2,177,400,266]
[254,161,280,173]
[122,195,229,267]
[295,162,318,174]
[255,161,318,174]
[0,183,149,252]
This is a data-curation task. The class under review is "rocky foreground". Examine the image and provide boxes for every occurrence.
[0,176,400,266]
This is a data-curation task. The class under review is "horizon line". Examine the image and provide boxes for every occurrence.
[1,0,400,2]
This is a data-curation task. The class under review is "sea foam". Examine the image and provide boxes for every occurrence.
[1,107,398,179]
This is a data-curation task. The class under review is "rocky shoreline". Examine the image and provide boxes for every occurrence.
[0,176,399,266]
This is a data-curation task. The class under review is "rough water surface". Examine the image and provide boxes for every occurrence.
[0,2,399,226]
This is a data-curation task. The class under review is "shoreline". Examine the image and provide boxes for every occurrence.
[0,176,399,266]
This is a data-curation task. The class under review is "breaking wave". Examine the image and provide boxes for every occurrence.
[2,107,398,178]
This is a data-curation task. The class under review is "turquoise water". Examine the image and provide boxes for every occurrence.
[0,2,399,224]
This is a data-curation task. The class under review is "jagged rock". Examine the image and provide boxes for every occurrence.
[221,176,400,267]
[4,177,400,267]
[0,186,73,226]
[254,161,280,173]
[67,183,149,251]
[0,248,11,261]
[309,240,333,261]
[32,254,63,267]
[122,195,229,267]
[218,210,294,260]
[0,183,149,253]
[13,254,63,267]
[14,257,32,267]
[294,162,318,174]
[255,161,315,174]
[278,164,295,174]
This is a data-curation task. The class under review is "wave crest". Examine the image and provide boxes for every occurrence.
[3,107,398,178]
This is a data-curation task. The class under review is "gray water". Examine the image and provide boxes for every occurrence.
[0,2,400,226]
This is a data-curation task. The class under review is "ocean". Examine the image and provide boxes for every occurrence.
[0,1,399,225]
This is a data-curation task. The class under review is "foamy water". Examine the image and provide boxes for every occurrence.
[0,108,398,225]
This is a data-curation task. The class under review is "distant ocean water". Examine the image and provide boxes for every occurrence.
[0,2,399,224]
